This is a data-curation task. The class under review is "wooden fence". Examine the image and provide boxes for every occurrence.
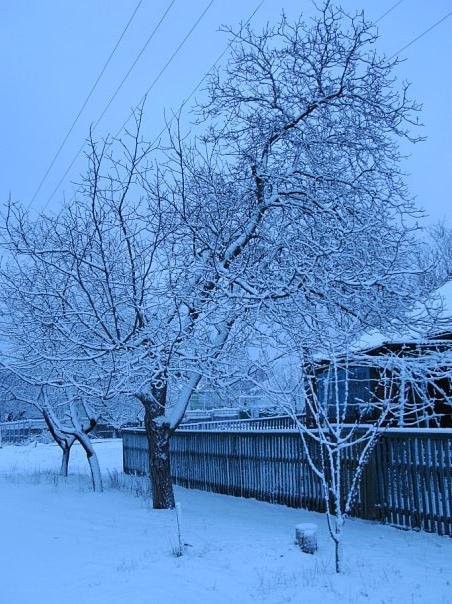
[122,425,452,536]
[0,419,47,445]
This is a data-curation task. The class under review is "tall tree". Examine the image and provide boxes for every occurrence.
[1,3,431,510]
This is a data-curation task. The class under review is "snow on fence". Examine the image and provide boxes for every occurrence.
[0,419,47,445]
[180,414,305,431]
[123,424,452,537]
[182,408,241,423]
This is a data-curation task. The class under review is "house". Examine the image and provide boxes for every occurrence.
[313,282,452,428]
[315,335,451,427]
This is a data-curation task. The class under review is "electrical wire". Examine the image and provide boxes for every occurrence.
[147,0,264,148]
[390,10,452,59]
[375,0,405,24]
[41,2,452,212]
[28,0,145,208]
[96,0,177,138]
[114,0,217,139]
[45,0,215,209]
[46,0,263,216]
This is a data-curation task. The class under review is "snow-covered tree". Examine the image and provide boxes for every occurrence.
[0,2,435,514]
[412,224,452,292]
[0,368,102,486]
[248,307,451,573]
[191,0,448,571]
[0,108,247,507]
[0,251,139,489]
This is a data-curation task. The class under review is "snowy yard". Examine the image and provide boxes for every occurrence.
[0,440,451,604]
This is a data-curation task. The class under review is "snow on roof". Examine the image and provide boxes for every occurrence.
[356,280,452,352]
[434,279,452,324]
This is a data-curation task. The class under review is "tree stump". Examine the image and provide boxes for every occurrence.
[295,523,318,554]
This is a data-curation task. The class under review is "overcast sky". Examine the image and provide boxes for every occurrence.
[1,0,451,225]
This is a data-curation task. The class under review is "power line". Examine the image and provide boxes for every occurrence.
[45,0,215,209]
[180,0,265,108]
[96,0,177,137]
[43,2,452,212]
[390,10,452,59]
[375,0,405,24]
[114,0,217,138]
[52,0,263,213]
[43,0,178,209]
[147,1,265,147]
[28,0,144,208]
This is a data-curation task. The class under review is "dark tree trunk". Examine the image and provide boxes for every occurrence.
[141,380,175,509]
[42,408,74,477]
[60,443,71,477]
[147,425,174,509]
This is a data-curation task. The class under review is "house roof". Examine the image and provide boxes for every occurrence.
[426,279,452,336]
[356,280,452,353]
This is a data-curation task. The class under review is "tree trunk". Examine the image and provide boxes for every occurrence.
[42,408,74,478]
[335,538,342,573]
[325,509,344,573]
[147,425,175,509]
[140,382,175,510]
[60,443,71,477]
[76,432,103,492]
[333,517,344,574]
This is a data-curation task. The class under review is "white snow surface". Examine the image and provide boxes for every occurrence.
[0,440,450,604]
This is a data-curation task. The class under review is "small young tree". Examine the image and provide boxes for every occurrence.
[249,305,451,574]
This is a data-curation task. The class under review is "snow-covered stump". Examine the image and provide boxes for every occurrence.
[295,523,318,554]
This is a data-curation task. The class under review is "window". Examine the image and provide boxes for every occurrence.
[316,365,372,420]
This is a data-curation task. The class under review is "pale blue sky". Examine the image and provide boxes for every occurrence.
[1,0,451,225]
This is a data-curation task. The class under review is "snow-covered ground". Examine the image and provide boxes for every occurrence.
[0,440,450,604]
